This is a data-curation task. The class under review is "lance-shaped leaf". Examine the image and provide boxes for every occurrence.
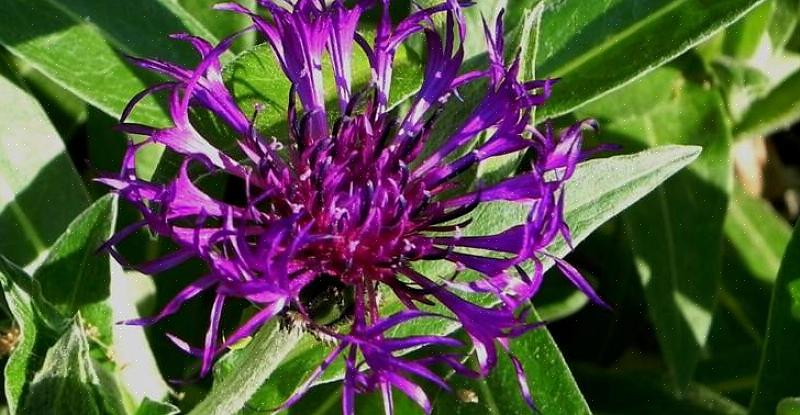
[0,0,217,178]
[750,223,800,415]
[536,0,766,118]
[188,321,304,415]
[723,187,791,326]
[0,0,214,126]
[33,195,117,346]
[577,61,733,388]
[693,188,793,400]
[0,63,89,270]
[0,256,66,414]
[20,319,125,415]
[735,68,800,140]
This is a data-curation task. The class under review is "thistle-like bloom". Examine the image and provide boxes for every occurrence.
[101,0,607,413]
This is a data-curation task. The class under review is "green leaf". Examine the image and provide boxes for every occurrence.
[135,398,180,415]
[550,146,702,261]
[110,264,172,405]
[0,0,213,126]
[694,189,791,402]
[769,0,800,50]
[221,44,292,141]
[20,319,124,415]
[535,0,765,118]
[431,309,591,415]
[207,144,701,413]
[749,224,800,415]
[0,63,89,270]
[735,68,800,139]
[188,322,304,415]
[216,333,338,413]
[33,195,117,345]
[0,0,217,179]
[574,366,748,415]
[1,199,135,415]
[723,0,774,59]
[778,398,800,415]
[579,62,733,388]
[10,59,88,140]
[223,40,422,141]
[180,0,255,53]
[402,145,705,334]
[0,256,67,414]
[725,187,792,285]
[711,58,771,122]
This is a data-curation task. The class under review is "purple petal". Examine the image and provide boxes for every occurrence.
[507,350,537,410]
[120,274,217,326]
[551,256,610,309]
[200,293,226,376]
[220,299,288,349]
[278,343,347,411]
[384,372,432,414]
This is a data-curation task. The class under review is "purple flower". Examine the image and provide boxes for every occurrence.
[101,0,608,413]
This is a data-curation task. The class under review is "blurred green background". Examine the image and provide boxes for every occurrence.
[0,0,799,414]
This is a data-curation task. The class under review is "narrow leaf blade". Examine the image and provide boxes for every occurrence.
[0,0,219,178]
[0,63,89,270]
[136,398,180,415]
[33,195,118,345]
[536,0,765,118]
[0,256,66,414]
[0,0,211,127]
[735,68,800,140]
[578,62,733,388]
[188,322,304,415]
[749,223,800,414]
[21,319,124,415]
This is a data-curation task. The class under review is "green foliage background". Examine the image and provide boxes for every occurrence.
[0,0,798,414]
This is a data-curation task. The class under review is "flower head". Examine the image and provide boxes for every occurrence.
[101,0,607,413]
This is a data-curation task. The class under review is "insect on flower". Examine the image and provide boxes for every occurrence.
[99,0,610,413]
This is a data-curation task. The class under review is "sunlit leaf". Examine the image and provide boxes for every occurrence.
[0,256,66,414]
[0,62,89,270]
[536,0,765,118]
[20,319,125,415]
[34,195,117,346]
